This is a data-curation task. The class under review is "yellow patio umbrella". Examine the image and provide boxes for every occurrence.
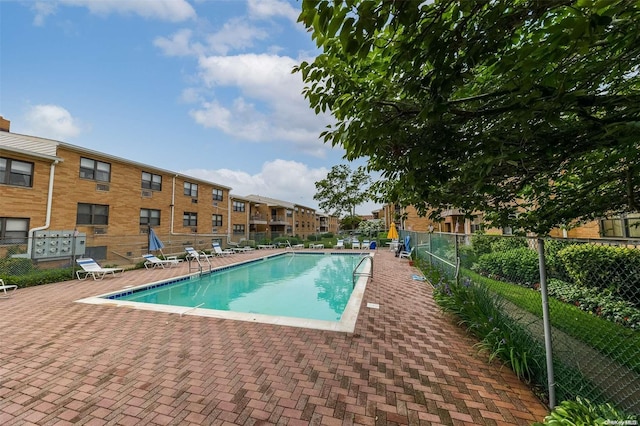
[387,222,399,240]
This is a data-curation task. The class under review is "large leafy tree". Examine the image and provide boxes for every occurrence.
[314,164,372,218]
[295,0,640,234]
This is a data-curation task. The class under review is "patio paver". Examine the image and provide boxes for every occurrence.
[0,249,548,425]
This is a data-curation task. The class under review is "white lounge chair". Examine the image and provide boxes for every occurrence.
[76,258,124,280]
[335,239,345,249]
[185,247,214,260]
[351,239,360,249]
[0,279,17,298]
[212,243,234,256]
[399,247,414,259]
[309,243,324,249]
[142,254,180,269]
[362,240,370,249]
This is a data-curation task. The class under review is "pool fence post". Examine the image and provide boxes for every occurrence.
[537,238,556,409]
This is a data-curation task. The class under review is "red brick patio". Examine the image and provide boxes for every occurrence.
[0,249,548,425]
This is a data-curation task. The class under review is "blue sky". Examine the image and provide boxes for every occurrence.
[0,0,380,215]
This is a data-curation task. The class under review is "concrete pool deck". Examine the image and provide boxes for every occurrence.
[0,249,548,425]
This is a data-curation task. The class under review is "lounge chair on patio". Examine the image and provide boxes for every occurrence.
[142,254,180,269]
[185,247,214,260]
[0,278,17,298]
[335,239,345,249]
[212,243,234,256]
[362,240,370,249]
[351,239,360,249]
[76,258,125,280]
[399,247,414,259]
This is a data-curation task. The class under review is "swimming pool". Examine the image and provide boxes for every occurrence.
[76,252,373,332]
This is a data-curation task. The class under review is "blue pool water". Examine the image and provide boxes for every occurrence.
[109,253,368,321]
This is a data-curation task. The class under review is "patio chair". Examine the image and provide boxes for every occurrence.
[351,239,361,249]
[212,243,234,256]
[142,254,180,269]
[76,258,124,280]
[0,279,17,298]
[185,247,214,260]
[185,247,213,268]
[362,240,370,250]
[399,247,414,259]
[335,239,345,249]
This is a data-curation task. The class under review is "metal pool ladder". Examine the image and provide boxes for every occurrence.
[353,254,373,288]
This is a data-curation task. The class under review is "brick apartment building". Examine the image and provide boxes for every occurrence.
[0,117,337,265]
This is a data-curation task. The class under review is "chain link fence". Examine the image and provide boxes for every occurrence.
[402,230,639,413]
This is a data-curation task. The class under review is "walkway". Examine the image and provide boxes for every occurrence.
[0,249,548,425]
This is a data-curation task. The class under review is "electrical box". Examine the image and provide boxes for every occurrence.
[32,230,86,260]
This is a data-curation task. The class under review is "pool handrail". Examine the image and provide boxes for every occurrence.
[353,254,373,288]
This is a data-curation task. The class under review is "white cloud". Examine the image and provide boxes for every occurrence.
[205,18,270,55]
[182,159,328,210]
[32,0,196,24]
[247,0,300,23]
[22,104,84,140]
[31,2,58,26]
[153,29,204,57]
[189,53,331,154]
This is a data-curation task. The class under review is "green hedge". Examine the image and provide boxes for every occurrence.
[1,268,75,288]
[474,247,540,286]
[558,244,640,306]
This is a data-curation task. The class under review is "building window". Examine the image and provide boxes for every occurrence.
[212,188,224,202]
[77,203,109,225]
[80,157,110,182]
[0,217,29,244]
[212,214,223,227]
[233,201,245,212]
[141,172,162,191]
[286,209,293,217]
[183,212,197,227]
[0,157,34,187]
[140,209,161,226]
[184,182,198,197]
[233,224,245,234]
[601,214,640,238]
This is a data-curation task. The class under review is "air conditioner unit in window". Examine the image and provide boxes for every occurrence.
[141,190,152,198]
[191,198,198,204]
[212,227,218,233]
[93,227,107,235]
[96,183,110,191]
[213,202,218,207]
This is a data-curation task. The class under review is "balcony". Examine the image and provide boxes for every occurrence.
[249,214,268,225]
[440,208,463,218]
[270,215,288,225]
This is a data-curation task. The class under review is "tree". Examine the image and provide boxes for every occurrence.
[314,164,372,218]
[295,0,640,234]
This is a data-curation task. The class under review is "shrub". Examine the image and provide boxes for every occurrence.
[2,268,75,288]
[558,244,640,306]
[471,233,495,257]
[489,236,528,253]
[543,239,573,280]
[548,279,640,330]
[474,247,540,286]
[533,396,637,425]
